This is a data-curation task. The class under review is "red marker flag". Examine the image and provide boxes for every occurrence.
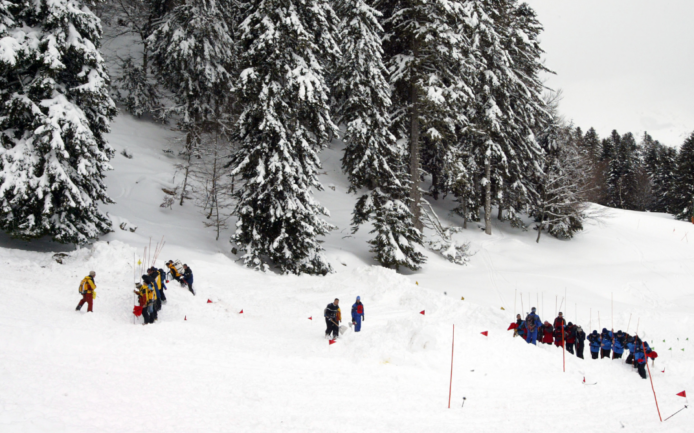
[239,309,244,314]
[661,368,665,373]
[308,316,312,320]
[481,331,488,337]
[329,339,336,345]
[184,316,187,321]
[507,323,518,331]
[647,351,658,359]
[420,310,425,315]
[583,377,586,383]
[207,299,212,303]
[133,306,143,317]
[677,391,687,398]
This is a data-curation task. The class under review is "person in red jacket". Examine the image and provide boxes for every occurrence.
[541,321,554,344]
[553,312,566,347]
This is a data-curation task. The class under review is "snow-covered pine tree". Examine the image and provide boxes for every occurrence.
[378,0,474,230]
[649,143,677,213]
[148,0,237,205]
[229,0,339,275]
[114,56,162,117]
[532,92,585,242]
[0,0,116,244]
[333,0,425,270]
[578,127,609,205]
[465,0,548,235]
[671,132,694,220]
[607,131,640,209]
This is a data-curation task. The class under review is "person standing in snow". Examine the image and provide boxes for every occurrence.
[524,307,542,345]
[612,330,626,359]
[324,298,341,339]
[351,296,365,332]
[183,264,195,295]
[634,339,651,379]
[575,325,586,359]
[76,271,97,312]
[148,267,165,309]
[600,328,613,359]
[142,274,158,322]
[553,312,566,347]
[540,321,554,344]
[513,314,523,338]
[565,322,577,354]
[587,330,601,359]
[625,334,636,365]
[134,283,154,325]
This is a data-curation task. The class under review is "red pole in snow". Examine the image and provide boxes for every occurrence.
[643,341,663,421]
[448,324,455,409]
[562,322,566,372]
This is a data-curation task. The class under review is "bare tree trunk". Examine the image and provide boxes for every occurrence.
[498,204,503,221]
[462,202,467,229]
[484,159,492,235]
[410,82,423,232]
[536,213,544,243]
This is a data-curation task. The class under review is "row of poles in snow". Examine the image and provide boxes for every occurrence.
[446,289,688,422]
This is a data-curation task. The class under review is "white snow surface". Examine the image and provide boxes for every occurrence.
[1,113,693,432]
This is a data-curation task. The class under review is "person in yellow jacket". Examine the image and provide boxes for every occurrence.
[76,271,97,312]
[142,274,158,322]
[166,260,183,286]
[134,283,155,324]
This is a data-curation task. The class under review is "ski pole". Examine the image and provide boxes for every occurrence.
[664,406,688,422]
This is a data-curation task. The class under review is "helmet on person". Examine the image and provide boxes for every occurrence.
[89,271,96,277]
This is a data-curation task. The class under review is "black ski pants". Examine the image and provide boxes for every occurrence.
[613,352,623,359]
[637,362,647,379]
[625,353,634,365]
[566,343,575,354]
[591,351,599,359]
[601,349,611,359]
[325,318,339,338]
[576,344,584,359]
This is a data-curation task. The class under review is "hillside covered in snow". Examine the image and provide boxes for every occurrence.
[1,112,693,433]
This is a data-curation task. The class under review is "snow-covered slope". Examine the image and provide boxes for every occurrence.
[1,113,692,433]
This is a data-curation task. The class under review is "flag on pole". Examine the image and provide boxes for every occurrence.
[677,391,687,398]
[184,316,187,321]
[207,299,212,303]
[420,310,425,315]
[329,340,336,345]
[583,377,586,383]
[308,316,312,320]
[481,331,488,337]
[507,323,519,331]
[239,309,244,314]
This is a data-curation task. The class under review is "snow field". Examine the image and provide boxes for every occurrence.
[1,113,693,432]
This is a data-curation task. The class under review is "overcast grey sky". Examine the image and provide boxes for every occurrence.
[528,0,694,146]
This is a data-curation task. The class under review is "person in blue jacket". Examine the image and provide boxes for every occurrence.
[351,296,365,332]
[587,330,601,359]
[524,307,542,345]
[634,339,651,379]
[183,264,195,295]
[612,330,626,359]
[625,334,636,366]
[600,328,613,358]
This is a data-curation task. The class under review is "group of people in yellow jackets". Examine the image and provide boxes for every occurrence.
[76,260,194,325]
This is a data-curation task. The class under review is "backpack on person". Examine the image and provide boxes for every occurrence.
[525,314,536,332]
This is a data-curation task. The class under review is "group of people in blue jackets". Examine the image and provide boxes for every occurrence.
[514,308,655,379]
[587,328,654,378]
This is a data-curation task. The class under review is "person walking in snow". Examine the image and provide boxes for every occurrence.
[612,330,626,359]
[565,322,577,354]
[587,330,601,359]
[166,260,184,285]
[183,264,195,295]
[600,328,613,359]
[553,312,566,347]
[76,271,97,312]
[524,307,542,345]
[540,321,554,344]
[351,296,365,332]
[324,299,341,339]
